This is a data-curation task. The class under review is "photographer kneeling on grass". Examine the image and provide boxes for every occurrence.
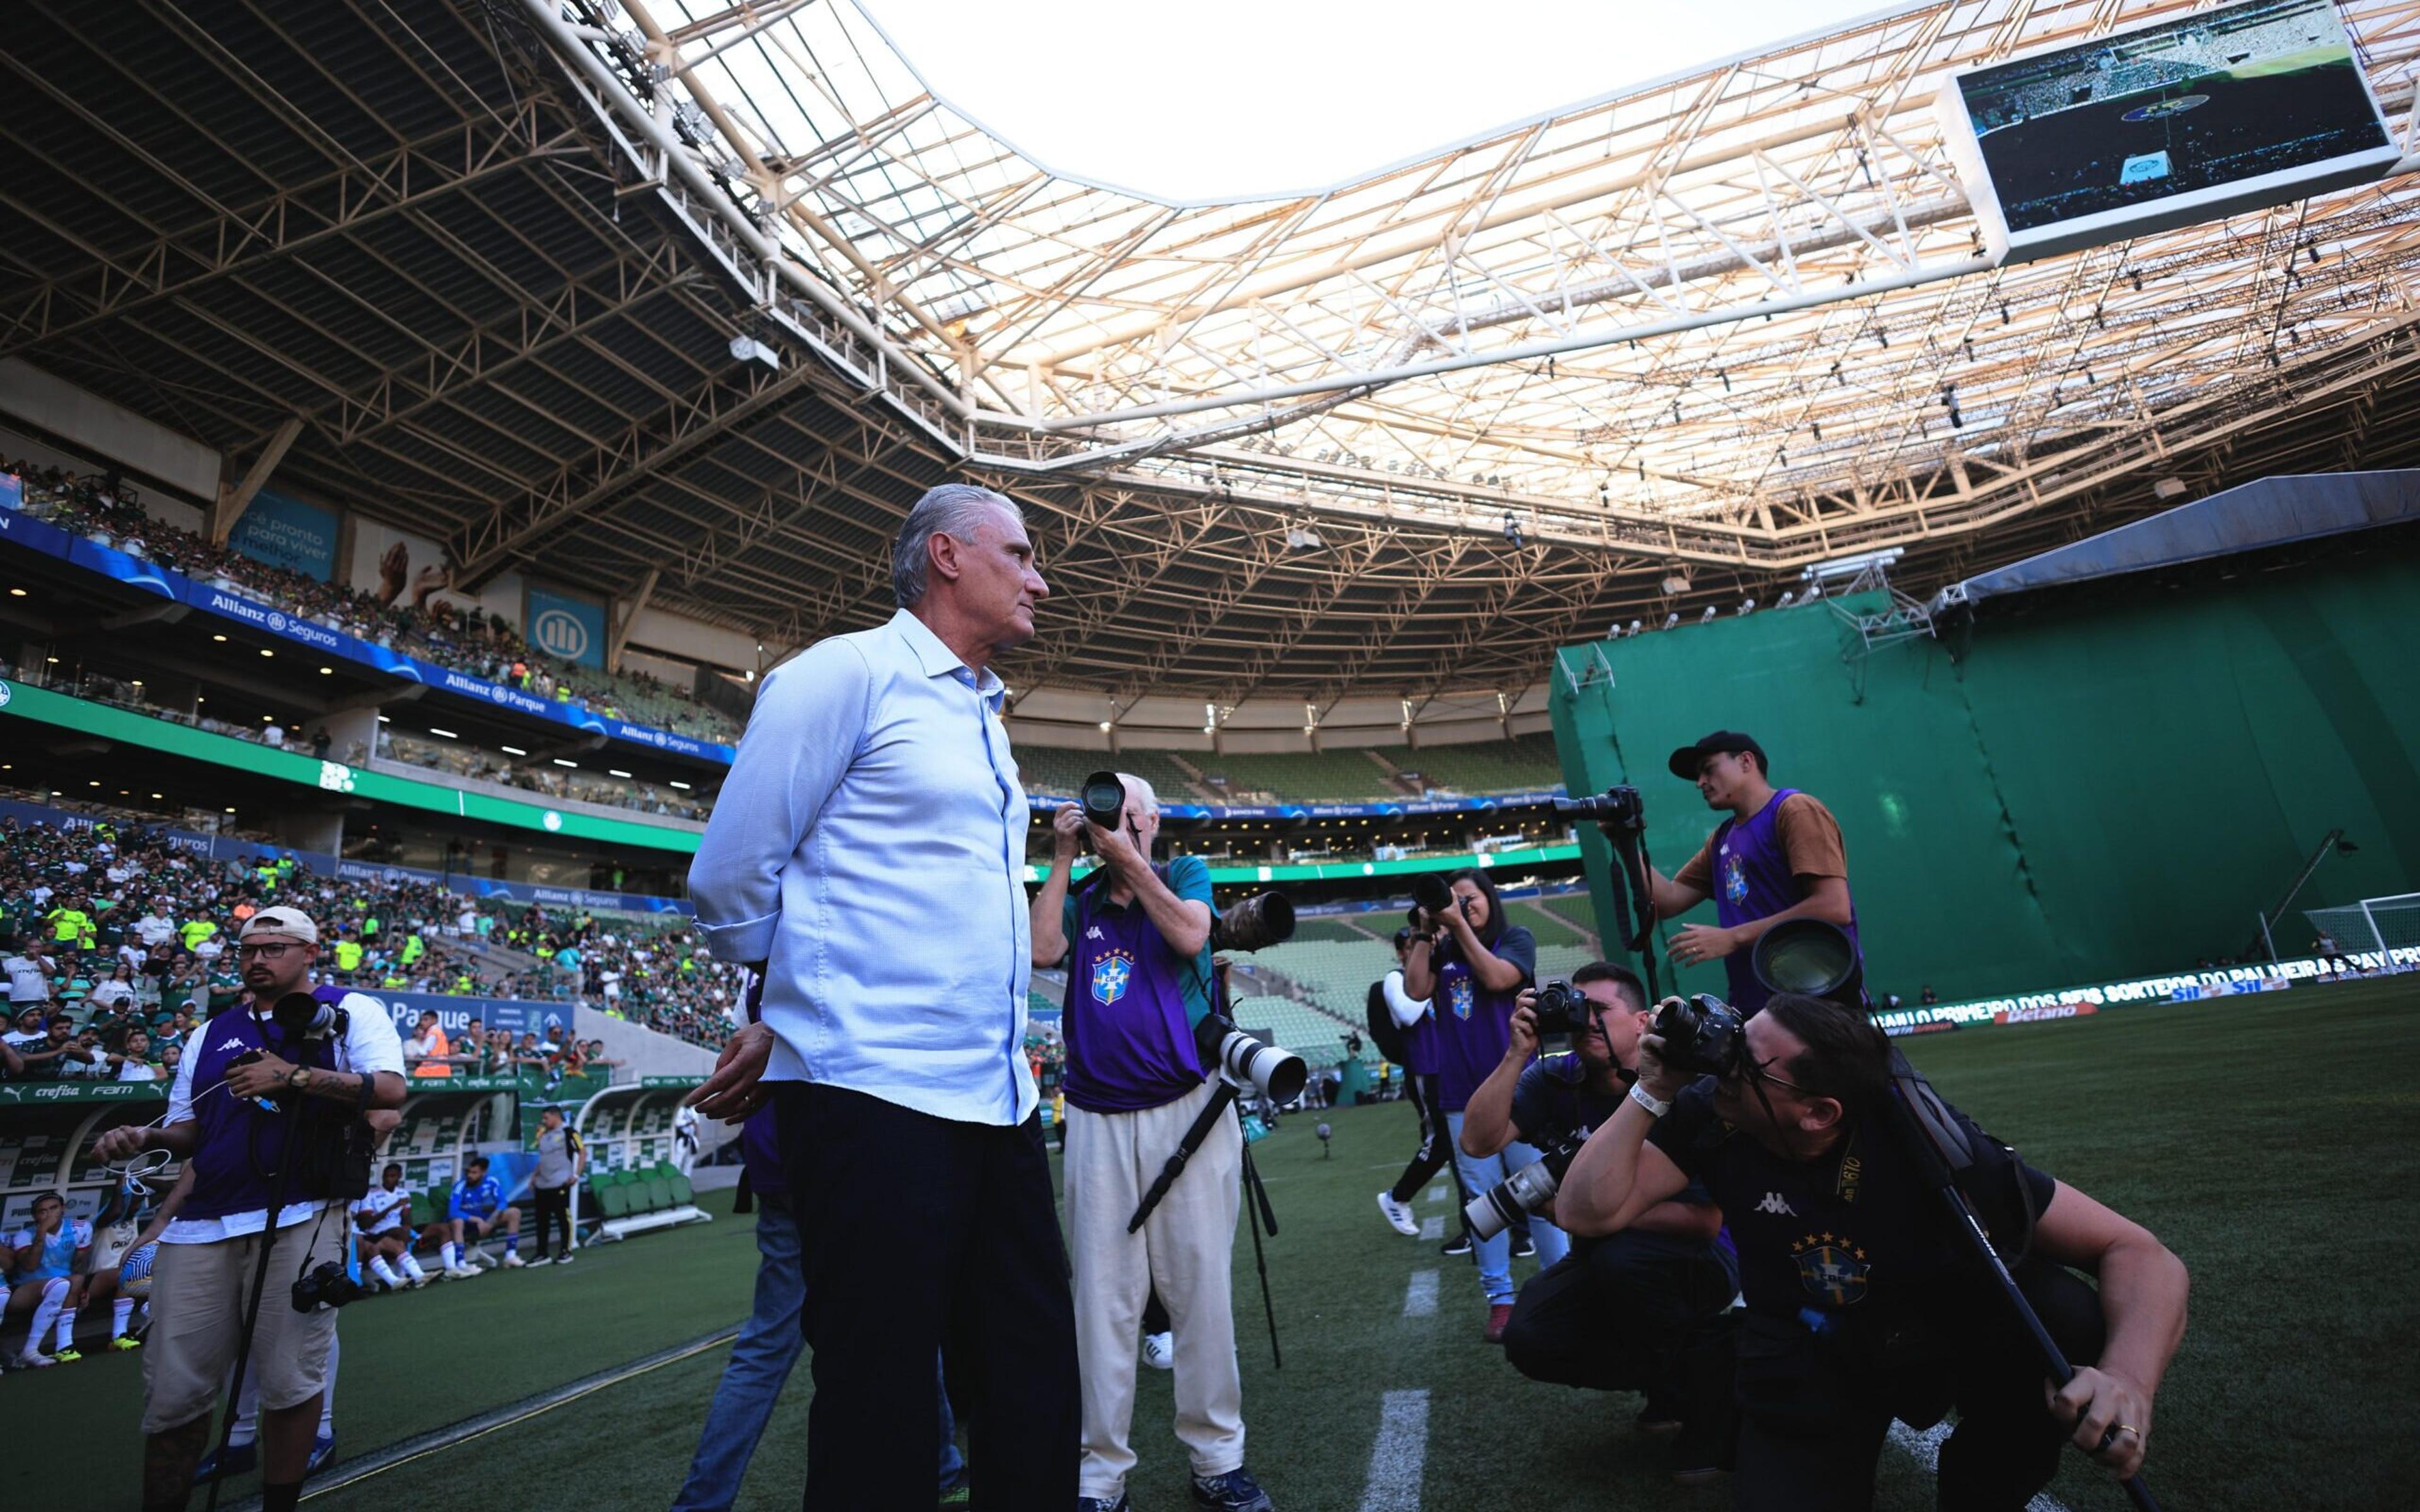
[1458,961,1737,1484]
[1560,991,2187,1511]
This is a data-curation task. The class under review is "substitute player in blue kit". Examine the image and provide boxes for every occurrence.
[439,1155,523,1276]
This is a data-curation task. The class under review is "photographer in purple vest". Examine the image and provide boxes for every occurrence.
[1639,731,1859,1016]
[1404,868,1545,1343]
[1031,772,1274,1512]
[92,905,404,1512]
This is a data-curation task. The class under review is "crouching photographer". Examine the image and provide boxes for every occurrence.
[1032,772,1277,1512]
[1560,986,2188,1511]
[1458,963,1737,1481]
[92,907,404,1512]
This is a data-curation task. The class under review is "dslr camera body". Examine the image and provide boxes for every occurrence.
[1650,992,1749,1079]
[292,1258,370,1312]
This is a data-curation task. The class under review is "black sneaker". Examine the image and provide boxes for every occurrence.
[1441,1233,1472,1257]
[1510,1234,1537,1259]
[1076,1495,1131,1512]
[1191,1467,1276,1511]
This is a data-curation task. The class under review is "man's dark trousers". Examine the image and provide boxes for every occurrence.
[778,1082,1079,1509]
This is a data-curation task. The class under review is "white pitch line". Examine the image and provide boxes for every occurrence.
[1418,1215,1443,1240]
[1886,1422,2071,1512]
[1425,1184,1446,1203]
[1402,1269,1438,1317]
[1358,1389,1431,1512]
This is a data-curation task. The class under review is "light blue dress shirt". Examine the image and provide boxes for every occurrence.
[688,609,1036,1125]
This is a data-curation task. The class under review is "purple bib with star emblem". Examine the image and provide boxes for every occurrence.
[1709,789,1857,1014]
[1430,939,1519,1113]
[1062,886,1207,1114]
[182,1003,345,1223]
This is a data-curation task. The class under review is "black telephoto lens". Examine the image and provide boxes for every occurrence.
[1214,890,1296,953]
[1080,770,1128,830]
[1412,873,1451,915]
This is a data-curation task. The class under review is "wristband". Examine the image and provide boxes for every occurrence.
[1628,1080,1671,1119]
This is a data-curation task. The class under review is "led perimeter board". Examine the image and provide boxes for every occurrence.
[1938,0,2399,261]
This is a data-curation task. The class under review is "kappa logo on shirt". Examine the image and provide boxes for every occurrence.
[1084,925,1106,941]
[216,1037,249,1053]
[1753,1191,1798,1217]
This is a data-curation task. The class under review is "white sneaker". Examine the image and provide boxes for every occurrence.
[1376,1191,1420,1237]
[444,1266,478,1280]
[403,1273,428,1290]
[501,1252,526,1269]
[1141,1332,1174,1371]
[15,1349,55,1368]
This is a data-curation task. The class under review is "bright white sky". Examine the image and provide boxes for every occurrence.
[861,0,1899,201]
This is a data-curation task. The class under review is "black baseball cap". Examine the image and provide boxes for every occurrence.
[1667,730,1767,781]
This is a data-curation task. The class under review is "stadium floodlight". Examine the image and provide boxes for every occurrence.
[1777,591,1796,608]
[1284,525,1325,551]
[1660,573,1691,595]
[429,728,458,739]
[1803,547,1904,583]
[1628,619,1642,636]
[608,769,633,779]
[2153,478,2189,500]
[500,745,527,755]
[1662,612,1680,629]
[1739,598,1756,614]
[729,335,780,370]
[1699,606,1718,622]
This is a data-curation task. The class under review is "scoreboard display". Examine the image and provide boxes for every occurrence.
[1939,0,2400,261]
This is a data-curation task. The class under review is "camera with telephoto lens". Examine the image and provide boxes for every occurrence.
[292,1258,369,1312]
[1080,770,1130,830]
[1406,872,1455,931]
[1651,992,1749,1079]
[1553,784,1646,831]
[1195,1014,1308,1103]
[1464,1130,1586,1242]
[1214,890,1296,953]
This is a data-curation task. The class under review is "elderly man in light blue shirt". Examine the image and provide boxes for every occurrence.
[686,481,1079,1511]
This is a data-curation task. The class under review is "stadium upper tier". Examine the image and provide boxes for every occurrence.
[3,1,2416,709]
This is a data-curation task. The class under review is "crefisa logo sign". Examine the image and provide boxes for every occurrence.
[533,607,591,662]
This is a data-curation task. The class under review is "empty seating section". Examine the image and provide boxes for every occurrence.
[1241,939,1393,1022]
[1018,747,1209,803]
[1377,733,1563,794]
[1538,893,1604,942]
[1015,738,1562,805]
[1505,900,1591,950]
[1286,916,1381,944]
[1195,749,1394,802]
[585,1161,696,1222]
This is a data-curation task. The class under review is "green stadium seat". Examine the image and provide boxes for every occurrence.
[643,1172,674,1213]
[669,1171,694,1206]
[597,1177,632,1220]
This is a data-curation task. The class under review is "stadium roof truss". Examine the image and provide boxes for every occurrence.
[4,0,2420,707]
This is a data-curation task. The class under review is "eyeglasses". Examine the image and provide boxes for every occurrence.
[236,942,297,959]
[1739,1051,1813,1097]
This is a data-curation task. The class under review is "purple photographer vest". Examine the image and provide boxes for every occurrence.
[1710,789,1858,1014]
[1063,888,1206,1115]
[1430,941,1518,1113]
[1396,980,1439,1077]
[181,998,345,1223]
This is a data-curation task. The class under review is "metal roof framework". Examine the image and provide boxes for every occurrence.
[2,0,2419,716]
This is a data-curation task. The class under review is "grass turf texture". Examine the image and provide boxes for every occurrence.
[9,980,2416,1510]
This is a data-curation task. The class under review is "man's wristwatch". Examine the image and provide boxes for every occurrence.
[287,1065,313,1093]
[1628,1080,1671,1118]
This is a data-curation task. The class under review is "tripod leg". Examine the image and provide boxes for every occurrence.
[1238,1142,1281,1370]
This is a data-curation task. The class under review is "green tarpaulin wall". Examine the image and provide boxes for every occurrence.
[1548,547,2420,1004]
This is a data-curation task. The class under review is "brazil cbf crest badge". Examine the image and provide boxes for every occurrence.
[1090,950,1136,1006]
[1449,976,1475,1020]
[1791,1232,1870,1306]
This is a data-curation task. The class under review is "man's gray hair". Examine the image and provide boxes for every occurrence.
[893,483,1022,608]
[1116,771,1159,817]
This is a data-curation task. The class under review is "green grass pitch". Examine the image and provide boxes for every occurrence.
[10,979,2417,1510]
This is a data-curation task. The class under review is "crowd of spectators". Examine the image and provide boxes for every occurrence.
[3,459,744,746]
[0,809,745,1069]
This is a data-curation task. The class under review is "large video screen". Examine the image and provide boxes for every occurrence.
[1940,0,2399,260]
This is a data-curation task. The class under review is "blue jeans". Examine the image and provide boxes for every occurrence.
[1444,1110,1570,1304]
[672,1202,962,1511]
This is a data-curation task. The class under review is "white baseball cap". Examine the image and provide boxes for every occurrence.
[238,907,319,945]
